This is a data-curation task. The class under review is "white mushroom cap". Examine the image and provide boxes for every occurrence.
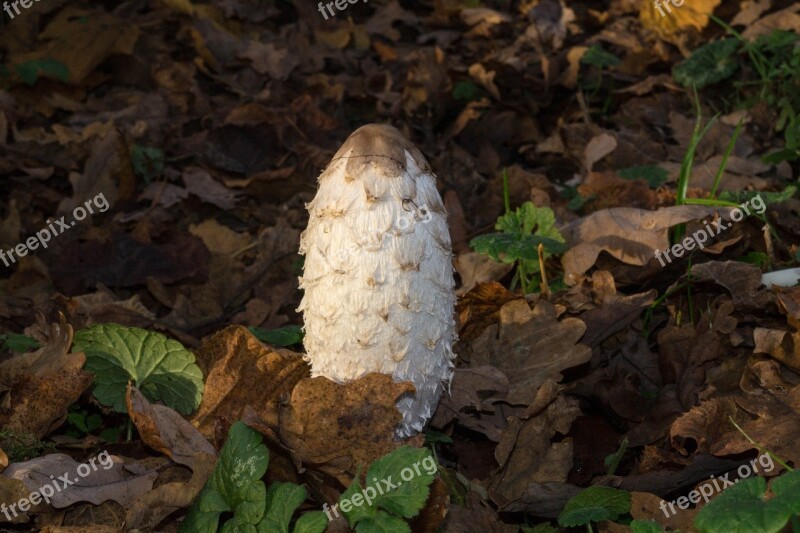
[298,124,457,437]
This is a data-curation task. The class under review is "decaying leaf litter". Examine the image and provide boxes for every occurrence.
[0,0,799,531]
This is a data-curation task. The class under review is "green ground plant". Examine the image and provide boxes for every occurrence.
[249,325,304,347]
[674,26,800,133]
[0,333,39,353]
[337,446,439,532]
[0,429,56,462]
[181,421,327,533]
[470,169,568,293]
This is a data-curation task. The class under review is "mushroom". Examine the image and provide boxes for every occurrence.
[298,124,457,437]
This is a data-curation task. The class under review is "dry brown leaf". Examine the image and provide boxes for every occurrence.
[711,383,800,467]
[689,261,773,307]
[3,453,157,509]
[630,491,699,532]
[454,252,514,296]
[754,328,800,372]
[469,299,591,406]
[40,527,123,533]
[584,133,617,172]
[731,0,772,26]
[182,167,240,209]
[490,395,580,505]
[741,4,800,40]
[0,314,93,438]
[191,325,309,439]
[443,492,515,533]
[578,171,659,212]
[240,41,300,80]
[250,373,420,485]
[560,205,734,284]
[640,0,722,38]
[669,397,741,456]
[431,366,511,441]
[125,386,217,530]
[455,282,522,342]
[189,219,252,256]
[8,7,139,85]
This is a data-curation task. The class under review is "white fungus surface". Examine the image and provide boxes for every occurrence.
[298,124,457,437]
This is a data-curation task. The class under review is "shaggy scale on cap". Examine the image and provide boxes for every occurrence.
[298,124,457,437]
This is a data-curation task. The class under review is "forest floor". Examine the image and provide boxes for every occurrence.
[1,0,800,532]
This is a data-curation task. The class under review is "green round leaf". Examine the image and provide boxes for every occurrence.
[674,38,740,89]
[558,486,631,527]
[73,324,204,415]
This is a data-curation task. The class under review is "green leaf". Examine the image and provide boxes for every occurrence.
[718,186,795,205]
[522,523,559,533]
[471,203,567,262]
[73,324,204,415]
[581,45,621,68]
[630,519,665,533]
[604,437,628,476]
[249,325,304,347]
[452,80,480,101]
[340,477,377,526]
[557,486,631,527]
[340,447,438,529]
[293,511,328,533]
[258,483,308,533]
[674,39,740,89]
[14,58,70,85]
[363,447,437,518]
[618,165,668,188]
[470,233,567,263]
[0,333,40,353]
[423,430,452,445]
[67,412,89,434]
[131,145,165,184]
[181,422,269,532]
[355,512,411,533]
[739,252,770,269]
[694,473,800,533]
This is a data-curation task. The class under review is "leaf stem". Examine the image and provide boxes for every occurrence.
[728,416,793,472]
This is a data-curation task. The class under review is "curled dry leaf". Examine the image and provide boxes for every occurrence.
[125,385,217,530]
[190,325,310,439]
[248,373,420,486]
[2,452,157,510]
[669,397,741,457]
[710,382,800,468]
[754,327,800,372]
[455,281,522,342]
[0,314,93,438]
[689,261,774,307]
[560,205,735,284]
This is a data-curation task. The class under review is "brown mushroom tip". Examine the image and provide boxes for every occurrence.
[328,123,431,177]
